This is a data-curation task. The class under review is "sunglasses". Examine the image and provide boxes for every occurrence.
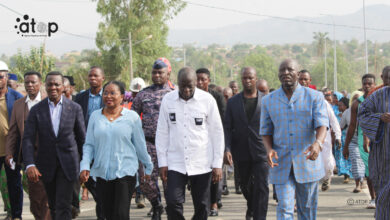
[0,76,6,79]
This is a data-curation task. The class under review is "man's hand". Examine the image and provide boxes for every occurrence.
[159,167,168,183]
[380,113,390,123]
[212,168,222,183]
[304,142,321,161]
[363,135,370,153]
[267,149,279,168]
[26,166,42,183]
[79,170,90,184]
[343,145,349,159]
[224,152,233,166]
[335,139,342,150]
[5,155,13,168]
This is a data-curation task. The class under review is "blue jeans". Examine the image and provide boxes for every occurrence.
[274,169,319,220]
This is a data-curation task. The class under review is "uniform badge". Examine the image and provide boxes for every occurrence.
[169,113,176,122]
[195,118,203,125]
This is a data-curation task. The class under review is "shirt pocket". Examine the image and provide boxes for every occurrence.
[167,108,177,125]
[296,110,313,129]
[190,112,206,130]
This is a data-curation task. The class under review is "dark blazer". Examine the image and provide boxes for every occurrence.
[224,91,266,162]
[22,97,86,182]
[75,89,103,127]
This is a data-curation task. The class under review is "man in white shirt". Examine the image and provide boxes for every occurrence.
[156,67,224,220]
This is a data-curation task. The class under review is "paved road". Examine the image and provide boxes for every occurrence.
[0,176,375,219]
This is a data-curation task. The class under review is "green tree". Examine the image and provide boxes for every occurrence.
[241,47,279,88]
[313,32,329,57]
[9,45,56,80]
[311,48,358,92]
[94,0,186,86]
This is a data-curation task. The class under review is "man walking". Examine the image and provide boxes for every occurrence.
[131,57,175,219]
[260,59,329,220]
[5,71,51,220]
[156,67,224,220]
[23,71,86,220]
[0,61,24,220]
[75,66,105,219]
[224,67,269,220]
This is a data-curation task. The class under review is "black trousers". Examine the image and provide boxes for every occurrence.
[233,162,241,190]
[85,177,105,219]
[43,165,75,220]
[166,171,212,220]
[237,161,269,220]
[0,157,23,218]
[210,179,222,204]
[96,176,136,220]
[72,180,80,209]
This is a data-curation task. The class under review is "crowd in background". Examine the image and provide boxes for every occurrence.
[0,57,388,220]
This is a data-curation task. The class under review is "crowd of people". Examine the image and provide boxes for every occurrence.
[0,57,388,220]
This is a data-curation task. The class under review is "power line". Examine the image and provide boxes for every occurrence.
[184,1,390,32]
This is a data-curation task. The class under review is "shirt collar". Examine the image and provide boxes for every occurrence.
[25,91,42,103]
[89,88,103,97]
[48,95,63,106]
[175,88,200,101]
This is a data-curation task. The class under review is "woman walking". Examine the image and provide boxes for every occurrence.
[80,81,153,220]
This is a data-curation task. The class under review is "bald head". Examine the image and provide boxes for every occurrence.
[178,67,197,100]
[278,59,300,89]
[382,65,390,86]
[223,87,233,101]
[241,67,256,76]
[256,79,269,94]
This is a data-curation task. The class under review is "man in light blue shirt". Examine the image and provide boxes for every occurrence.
[260,59,329,220]
[75,66,105,219]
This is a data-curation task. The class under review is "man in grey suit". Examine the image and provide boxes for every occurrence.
[22,71,86,220]
[224,67,269,220]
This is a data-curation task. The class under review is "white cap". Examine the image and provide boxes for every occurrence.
[0,61,9,72]
[129,77,146,92]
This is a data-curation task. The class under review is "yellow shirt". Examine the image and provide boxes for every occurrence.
[0,96,9,157]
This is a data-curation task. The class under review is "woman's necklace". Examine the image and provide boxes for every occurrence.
[104,107,122,121]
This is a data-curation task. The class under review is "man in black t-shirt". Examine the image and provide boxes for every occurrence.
[224,67,269,220]
[196,68,226,216]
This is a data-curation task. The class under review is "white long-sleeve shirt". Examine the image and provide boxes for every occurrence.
[322,101,341,178]
[155,88,224,176]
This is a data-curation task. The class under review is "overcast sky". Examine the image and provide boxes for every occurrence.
[1,0,390,52]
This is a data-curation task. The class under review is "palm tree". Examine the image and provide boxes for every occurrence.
[313,32,329,57]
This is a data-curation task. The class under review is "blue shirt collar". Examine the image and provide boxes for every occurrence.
[89,88,103,97]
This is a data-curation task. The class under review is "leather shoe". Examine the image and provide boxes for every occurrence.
[209,208,218,216]
[236,187,242,194]
[151,204,164,220]
[246,210,253,220]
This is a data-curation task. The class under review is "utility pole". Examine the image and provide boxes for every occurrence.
[363,0,369,74]
[183,47,186,67]
[333,22,337,91]
[129,32,133,81]
[324,38,327,88]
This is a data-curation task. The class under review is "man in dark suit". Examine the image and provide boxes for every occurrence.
[74,66,105,220]
[5,71,51,220]
[224,67,269,220]
[22,71,86,220]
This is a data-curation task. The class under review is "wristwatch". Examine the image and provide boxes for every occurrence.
[314,139,323,151]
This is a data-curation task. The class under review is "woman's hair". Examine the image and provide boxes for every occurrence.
[103,80,125,95]
[339,97,349,108]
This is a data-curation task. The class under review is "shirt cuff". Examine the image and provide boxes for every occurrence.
[79,161,91,173]
[26,164,35,170]
[158,156,168,168]
[212,158,223,169]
